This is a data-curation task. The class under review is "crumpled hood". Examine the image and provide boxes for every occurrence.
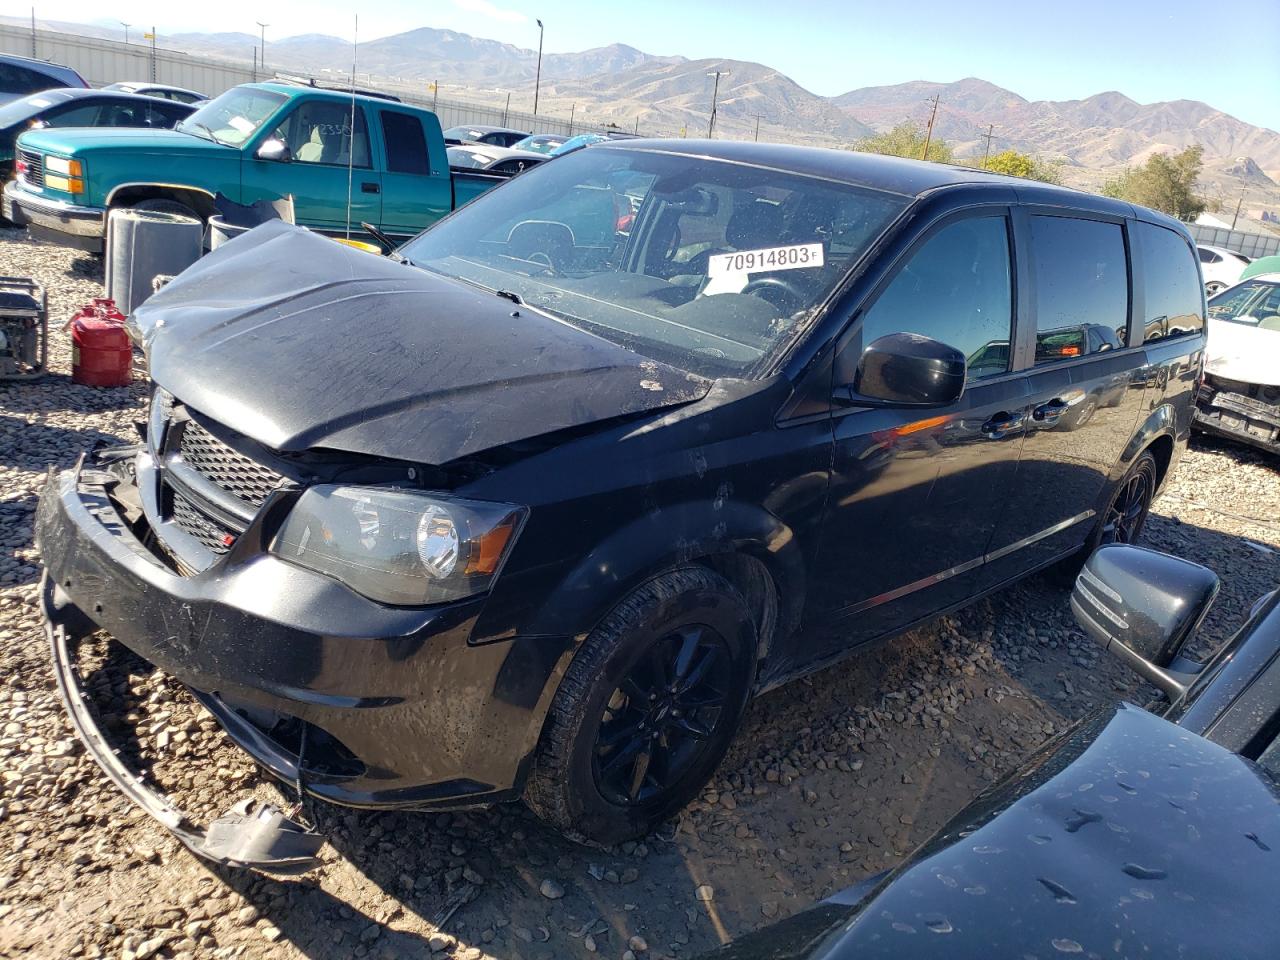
[134,221,710,464]
[1206,317,1280,387]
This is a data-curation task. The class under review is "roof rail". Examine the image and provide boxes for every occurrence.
[267,74,402,103]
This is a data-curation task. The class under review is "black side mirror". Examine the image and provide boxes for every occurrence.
[255,138,291,163]
[847,332,966,407]
[1071,544,1219,700]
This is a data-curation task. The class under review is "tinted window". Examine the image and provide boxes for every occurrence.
[42,101,103,127]
[859,216,1013,382]
[0,63,57,96]
[1198,247,1220,264]
[272,101,370,168]
[1138,223,1204,342]
[381,111,430,175]
[1030,216,1128,364]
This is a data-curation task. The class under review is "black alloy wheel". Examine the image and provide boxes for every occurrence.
[1100,453,1157,545]
[592,624,731,806]
[525,566,756,845]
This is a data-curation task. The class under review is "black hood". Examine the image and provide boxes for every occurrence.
[710,703,1280,960]
[134,221,709,464]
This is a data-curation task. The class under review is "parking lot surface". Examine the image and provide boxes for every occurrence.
[2,228,1278,960]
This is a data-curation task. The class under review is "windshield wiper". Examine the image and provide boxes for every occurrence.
[495,289,524,304]
[359,221,409,263]
[181,120,224,146]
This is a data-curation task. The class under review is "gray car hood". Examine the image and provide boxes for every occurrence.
[133,221,709,464]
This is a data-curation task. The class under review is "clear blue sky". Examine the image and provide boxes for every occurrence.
[33,0,1280,129]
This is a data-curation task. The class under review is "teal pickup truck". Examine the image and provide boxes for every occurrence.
[2,82,506,251]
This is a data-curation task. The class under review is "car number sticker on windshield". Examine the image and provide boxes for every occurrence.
[709,243,824,277]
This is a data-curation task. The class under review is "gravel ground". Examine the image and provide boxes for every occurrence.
[1,228,1278,960]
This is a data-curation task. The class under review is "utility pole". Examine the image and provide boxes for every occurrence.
[634,116,640,135]
[568,102,575,135]
[252,47,258,81]
[30,8,36,57]
[1231,189,1246,230]
[503,92,511,125]
[707,69,730,138]
[147,27,156,82]
[256,22,269,77]
[752,113,764,142]
[432,80,438,111]
[920,94,940,161]
[533,19,544,115]
[981,124,995,169]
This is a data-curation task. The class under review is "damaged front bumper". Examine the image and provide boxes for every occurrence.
[1194,380,1280,455]
[46,600,324,873]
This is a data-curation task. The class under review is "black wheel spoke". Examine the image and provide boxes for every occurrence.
[678,686,726,710]
[669,714,712,740]
[676,645,719,694]
[597,718,645,750]
[600,736,644,776]
[620,676,650,706]
[672,627,702,682]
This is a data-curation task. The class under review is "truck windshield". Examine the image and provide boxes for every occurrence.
[178,87,287,147]
[400,147,909,377]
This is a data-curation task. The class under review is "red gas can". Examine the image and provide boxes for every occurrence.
[71,299,132,387]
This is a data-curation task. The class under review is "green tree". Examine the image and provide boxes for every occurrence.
[983,148,1064,185]
[1102,145,1206,220]
[855,122,953,164]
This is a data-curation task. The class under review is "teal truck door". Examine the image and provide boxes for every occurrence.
[243,98,380,230]
[376,108,450,237]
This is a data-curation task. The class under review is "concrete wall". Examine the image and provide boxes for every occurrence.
[1189,223,1280,260]
[1,23,619,138]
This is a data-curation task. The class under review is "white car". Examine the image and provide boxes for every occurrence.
[1194,272,1280,455]
[446,145,547,176]
[1197,244,1251,295]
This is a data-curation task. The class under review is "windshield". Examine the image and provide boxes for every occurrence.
[178,87,286,146]
[447,147,493,169]
[0,91,69,128]
[1208,278,1280,332]
[400,146,909,377]
[514,135,565,155]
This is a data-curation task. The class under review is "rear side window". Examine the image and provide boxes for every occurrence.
[1138,223,1204,342]
[0,63,58,96]
[381,111,430,175]
[1030,216,1128,364]
[859,215,1014,382]
[1198,247,1221,264]
[43,101,103,127]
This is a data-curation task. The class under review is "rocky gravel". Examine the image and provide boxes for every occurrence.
[1,227,1278,960]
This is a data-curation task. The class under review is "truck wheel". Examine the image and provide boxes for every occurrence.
[525,567,756,845]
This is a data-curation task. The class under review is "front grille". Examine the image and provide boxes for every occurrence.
[18,150,43,188]
[178,418,284,507]
[170,490,236,556]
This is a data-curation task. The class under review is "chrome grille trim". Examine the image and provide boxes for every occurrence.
[18,149,43,188]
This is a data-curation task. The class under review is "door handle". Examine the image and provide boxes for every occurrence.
[361,182,380,194]
[981,410,1024,439]
[1032,398,1070,425]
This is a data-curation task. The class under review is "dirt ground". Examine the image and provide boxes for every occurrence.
[1,229,1277,960]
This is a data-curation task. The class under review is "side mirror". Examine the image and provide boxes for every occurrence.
[1071,544,1219,700]
[255,138,291,162]
[848,332,966,407]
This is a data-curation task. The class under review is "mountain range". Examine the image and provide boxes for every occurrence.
[7,16,1279,194]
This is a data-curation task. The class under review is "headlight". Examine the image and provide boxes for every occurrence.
[270,486,525,605]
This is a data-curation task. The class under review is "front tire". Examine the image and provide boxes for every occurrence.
[525,567,757,845]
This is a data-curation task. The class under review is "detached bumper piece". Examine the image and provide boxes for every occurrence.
[47,609,324,874]
[1195,383,1280,455]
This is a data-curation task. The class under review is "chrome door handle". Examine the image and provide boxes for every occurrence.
[1032,398,1070,425]
[981,411,1024,438]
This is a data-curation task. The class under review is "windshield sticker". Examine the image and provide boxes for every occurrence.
[709,242,824,278]
[228,116,255,134]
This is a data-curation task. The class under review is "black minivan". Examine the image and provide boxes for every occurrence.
[38,141,1206,863]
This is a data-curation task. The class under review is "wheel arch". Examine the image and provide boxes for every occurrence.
[106,182,217,219]
[521,498,806,664]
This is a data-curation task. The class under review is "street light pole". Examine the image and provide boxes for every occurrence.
[707,69,730,138]
[533,19,544,115]
[256,22,269,78]
[118,21,130,47]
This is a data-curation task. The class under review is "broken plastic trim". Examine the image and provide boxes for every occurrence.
[46,608,325,875]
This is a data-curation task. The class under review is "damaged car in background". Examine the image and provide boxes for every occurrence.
[1195,273,1280,456]
[699,544,1280,960]
[36,140,1206,871]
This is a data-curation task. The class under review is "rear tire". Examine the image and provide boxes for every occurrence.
[1055,449,1159,581]
[525,566,756,845]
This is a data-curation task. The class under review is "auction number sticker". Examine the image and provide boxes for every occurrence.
[709,242,824,276]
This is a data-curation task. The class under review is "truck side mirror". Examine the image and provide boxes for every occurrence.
[843,332,966,407]
[255,138,291,163]
[1071,544,1219,700]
